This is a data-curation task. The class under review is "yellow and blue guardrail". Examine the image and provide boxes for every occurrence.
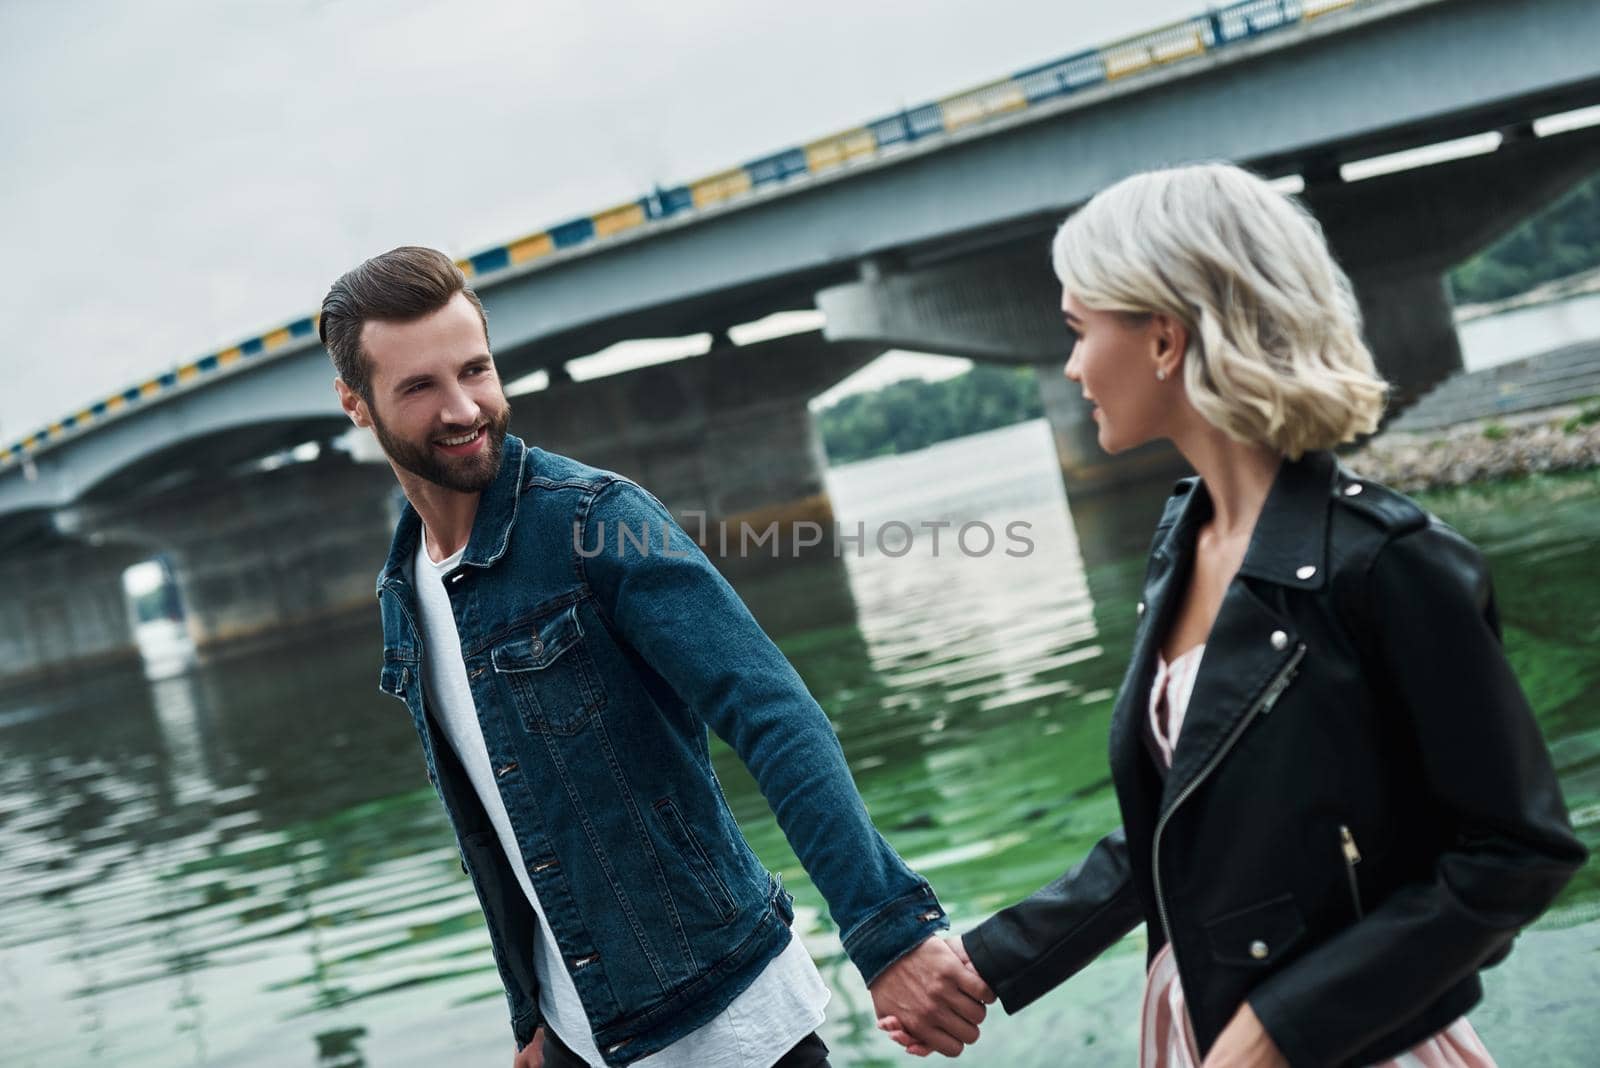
[1,0,1368,471]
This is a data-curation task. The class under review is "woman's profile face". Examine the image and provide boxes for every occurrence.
[1061,288,1174,455]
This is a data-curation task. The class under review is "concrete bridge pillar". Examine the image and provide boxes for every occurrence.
[0,540,145,688]
[1346,270,1462,412]
[78,455,400,654]
[517,331,881,566]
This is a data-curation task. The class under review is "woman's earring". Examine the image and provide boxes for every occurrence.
[1156,368,1168,381]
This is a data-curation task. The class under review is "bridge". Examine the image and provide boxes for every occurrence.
[3,0,1599,684]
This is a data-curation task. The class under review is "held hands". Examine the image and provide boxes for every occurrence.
[1201,1002,1287,1068]
[873,935,995,1057]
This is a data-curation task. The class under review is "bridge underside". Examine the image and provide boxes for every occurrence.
[513,331,879,566]
[65,455,400,655]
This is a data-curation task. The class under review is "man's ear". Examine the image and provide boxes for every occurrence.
[335,378,373,429]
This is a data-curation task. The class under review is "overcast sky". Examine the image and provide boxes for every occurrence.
[0,0,1202,437]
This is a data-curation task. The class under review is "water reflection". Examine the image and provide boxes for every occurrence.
[149,670,215,809]
[3,423,1596,1067]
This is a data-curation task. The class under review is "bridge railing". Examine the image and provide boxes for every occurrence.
[2,0,1382,471]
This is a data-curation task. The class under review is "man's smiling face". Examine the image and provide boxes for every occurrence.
[356,291,510,494]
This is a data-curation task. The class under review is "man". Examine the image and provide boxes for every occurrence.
[320,246,992,1067]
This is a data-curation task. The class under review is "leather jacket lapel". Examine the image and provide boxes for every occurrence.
[1148,452,1334,812]
[1111,456,1327,819]
[1157,579,1301,817]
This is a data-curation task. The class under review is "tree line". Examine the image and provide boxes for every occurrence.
[816,364,1044,465]
[1448,171,1600,304]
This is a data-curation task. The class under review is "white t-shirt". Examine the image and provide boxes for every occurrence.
[413,537,828,1067]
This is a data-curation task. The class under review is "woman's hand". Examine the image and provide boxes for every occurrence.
[512,1027,544,1068]
[1201,1002,1287,1068]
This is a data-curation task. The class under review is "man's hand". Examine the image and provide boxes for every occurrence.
[512,1027,545,1068]
[870,935,995,1057]
[1201,1002,1287,1068]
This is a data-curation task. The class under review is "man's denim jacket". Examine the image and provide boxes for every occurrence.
[375,436,946,1065]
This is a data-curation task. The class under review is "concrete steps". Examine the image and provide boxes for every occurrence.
[1385,340,1600,432]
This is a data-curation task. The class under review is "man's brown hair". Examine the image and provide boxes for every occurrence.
[319,246,489,401]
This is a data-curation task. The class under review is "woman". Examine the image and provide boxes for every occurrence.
[880,163,1586,1066]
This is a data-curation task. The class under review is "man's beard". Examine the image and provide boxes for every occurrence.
[370,398,511,493]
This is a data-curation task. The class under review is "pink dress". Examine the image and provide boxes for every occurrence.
[1139,645,1497,1068]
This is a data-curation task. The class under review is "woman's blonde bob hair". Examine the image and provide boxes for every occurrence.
[1052,162,1387,458]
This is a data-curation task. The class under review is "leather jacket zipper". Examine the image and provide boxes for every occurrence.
[1340,824,1364,919]
[1152,642,1306,955]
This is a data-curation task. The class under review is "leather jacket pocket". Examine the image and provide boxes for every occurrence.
[493,604,607,735]
[1339,824,1365,920]
[1204,893,1306,968]
[653,798,738,925]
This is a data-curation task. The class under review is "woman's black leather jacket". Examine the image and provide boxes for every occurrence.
[965,450,1586,1067]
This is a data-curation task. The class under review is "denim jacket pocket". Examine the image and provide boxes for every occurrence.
[493,603,607,735]
[653,798,738,925]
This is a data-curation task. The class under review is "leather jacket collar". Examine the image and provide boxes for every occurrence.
[1153,449,1338,592]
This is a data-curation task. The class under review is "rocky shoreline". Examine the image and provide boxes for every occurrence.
[1342,402,1600,493]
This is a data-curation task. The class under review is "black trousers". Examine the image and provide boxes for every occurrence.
[541,1027,830,1068]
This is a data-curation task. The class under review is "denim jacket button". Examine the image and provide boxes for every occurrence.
[530,638,546,658]
[1270,630,1288,651]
